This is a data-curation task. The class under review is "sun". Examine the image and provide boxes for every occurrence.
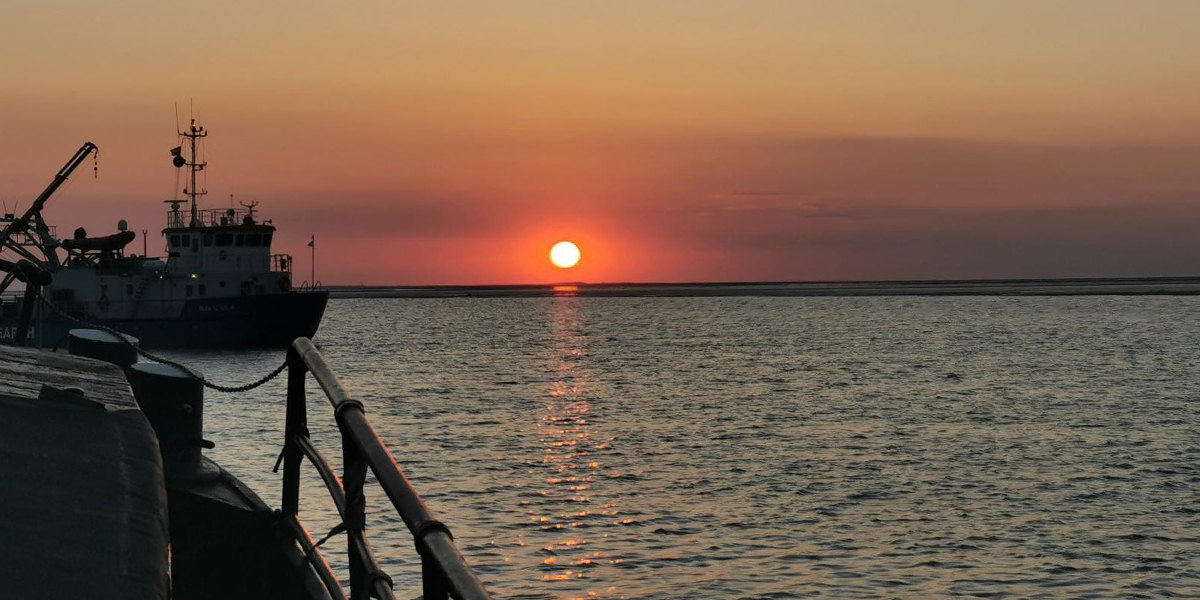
[549,241,581,269]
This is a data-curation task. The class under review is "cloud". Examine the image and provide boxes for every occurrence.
[265,134,1200,281]
[707,191,859,218]
[269,190,524,239]
[42,132,1200,283]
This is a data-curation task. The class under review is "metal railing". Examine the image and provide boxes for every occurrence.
[271,254,293,275]
[279,337,493,600]
[0,224,57,245]
[166,207,263,229]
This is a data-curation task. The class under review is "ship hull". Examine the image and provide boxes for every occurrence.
[0,291,329,348]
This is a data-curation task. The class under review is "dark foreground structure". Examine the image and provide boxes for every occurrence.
[0,331,492,600]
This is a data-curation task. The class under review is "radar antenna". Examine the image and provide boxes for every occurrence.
[239,200,259,221]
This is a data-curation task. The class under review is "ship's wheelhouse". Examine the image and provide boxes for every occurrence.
[162,206,293,285]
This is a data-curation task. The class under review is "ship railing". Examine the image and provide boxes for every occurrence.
[271,254,293,275]
[165,207,263,229]
[0,226,57,245]
[280,337,493,600]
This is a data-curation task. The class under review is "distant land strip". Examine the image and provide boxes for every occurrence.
[326,277,1200,299]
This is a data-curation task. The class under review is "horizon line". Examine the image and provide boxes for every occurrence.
[323,274,1200,290]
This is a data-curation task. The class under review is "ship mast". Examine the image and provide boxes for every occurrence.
[180,120,207,227]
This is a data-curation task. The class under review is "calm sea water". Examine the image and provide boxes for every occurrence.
[166,296,1200,599]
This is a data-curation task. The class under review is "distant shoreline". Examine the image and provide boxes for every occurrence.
[326,277,1200,298]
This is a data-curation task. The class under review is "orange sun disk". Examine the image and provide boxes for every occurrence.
[550,241,581,269]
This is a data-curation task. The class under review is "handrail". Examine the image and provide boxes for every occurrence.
[271,254,293,276]
[280,337,494,600]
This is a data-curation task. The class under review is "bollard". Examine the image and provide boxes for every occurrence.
[68,328,139,371]
[128,362,219,482]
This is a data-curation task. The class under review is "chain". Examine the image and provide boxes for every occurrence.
[36,290,288,393]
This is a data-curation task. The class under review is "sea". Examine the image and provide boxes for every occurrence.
[164,295,1200,599]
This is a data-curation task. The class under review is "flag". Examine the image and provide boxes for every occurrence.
[308,236,314,248]
[169,146,182,157]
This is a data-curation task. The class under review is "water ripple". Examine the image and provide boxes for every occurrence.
[169,296,1200,599]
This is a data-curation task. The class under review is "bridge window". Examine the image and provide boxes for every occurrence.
[181,234,191,248]
[263,233,273,246]
[185,285,193,298]
[245,233,262,246]
[170,235,180,248]
[199,284,206,297]
[235,234,244,247]
[126,284,133,296]
[215,233,233,246]
[203,232,213,247]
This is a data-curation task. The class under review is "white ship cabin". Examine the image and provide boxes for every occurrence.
[162,202,294,295]
[46,202,295,320]
[163,202,291,286]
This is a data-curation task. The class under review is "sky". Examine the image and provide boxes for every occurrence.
[2,1,1200,285]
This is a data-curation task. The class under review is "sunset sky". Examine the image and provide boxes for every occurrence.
[3,1,1200,284]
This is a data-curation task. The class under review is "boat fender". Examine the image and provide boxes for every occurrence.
[240,281,252,296]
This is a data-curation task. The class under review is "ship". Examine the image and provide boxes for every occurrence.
[0,121,328,347]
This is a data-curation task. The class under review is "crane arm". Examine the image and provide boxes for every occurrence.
[30,141,99,214]
[0,141,98,251]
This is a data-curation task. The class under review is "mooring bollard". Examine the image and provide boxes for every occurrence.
[128,362,220,482]
[67,328,139,372]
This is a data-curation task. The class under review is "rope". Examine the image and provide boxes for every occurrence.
[36,290,287,393]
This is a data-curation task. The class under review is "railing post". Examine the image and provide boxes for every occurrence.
[341,419,368,599]
[421,554,449,600]
[282,343,309,517]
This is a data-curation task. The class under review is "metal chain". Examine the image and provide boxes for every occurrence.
[35,290,287,393]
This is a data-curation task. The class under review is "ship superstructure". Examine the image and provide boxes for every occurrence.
[0,122,327,347]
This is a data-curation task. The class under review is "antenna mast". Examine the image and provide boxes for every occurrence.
[180,120,207,226]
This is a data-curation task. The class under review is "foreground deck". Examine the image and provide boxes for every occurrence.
[0,346,169,598]
[0,334,493,600]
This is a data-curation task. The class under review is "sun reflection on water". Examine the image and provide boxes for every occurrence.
[525,296,621,599]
